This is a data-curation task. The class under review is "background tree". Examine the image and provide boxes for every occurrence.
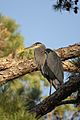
[0,14,24,57]
[0,14,41,120]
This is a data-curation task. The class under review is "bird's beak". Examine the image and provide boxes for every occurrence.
[26,45,35,50]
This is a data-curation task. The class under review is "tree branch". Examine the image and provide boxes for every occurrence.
[0,43,79,84]
[0,58,37,84]
[63,60,80,73]
[57,99,77,106]
[30,76,80,118]
[55,43,80,60]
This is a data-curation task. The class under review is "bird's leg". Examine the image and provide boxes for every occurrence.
[49,80,52,95]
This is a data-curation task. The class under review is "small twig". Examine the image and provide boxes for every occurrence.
[57,99,78,106]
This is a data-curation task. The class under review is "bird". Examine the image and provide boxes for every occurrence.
[27,42,64,95]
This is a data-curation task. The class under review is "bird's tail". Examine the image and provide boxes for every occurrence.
[52,79,61,90]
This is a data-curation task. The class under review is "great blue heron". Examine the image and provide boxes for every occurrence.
[27,42,64,95]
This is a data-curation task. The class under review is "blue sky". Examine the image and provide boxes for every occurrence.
[0,0,80,49]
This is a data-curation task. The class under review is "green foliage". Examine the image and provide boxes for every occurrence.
[0,14,19,33]
[19,49,34,59]
[25,87,41,110]
[53,101,76,118]
[0,91,37,120]
[0,14,24,57]
[0,14,39,119]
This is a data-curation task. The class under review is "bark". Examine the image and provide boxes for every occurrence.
[63,60,80,73]
[0,43,79,84]
[55,43,80,60]
[30,76,80,118]
[0,58,37,84]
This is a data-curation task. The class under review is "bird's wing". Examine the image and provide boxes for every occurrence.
[46,50,64,84]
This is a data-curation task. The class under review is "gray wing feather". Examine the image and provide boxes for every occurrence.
[46,50,64,84]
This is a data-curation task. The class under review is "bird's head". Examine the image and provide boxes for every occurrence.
[26,42,46,67]
[26,42,46,50]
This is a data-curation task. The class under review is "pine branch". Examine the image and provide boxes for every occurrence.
[0,43,79,84]
[30,76,80,118]
[57,99,77,106]
[55,43,80,60]
[63,60,80,73]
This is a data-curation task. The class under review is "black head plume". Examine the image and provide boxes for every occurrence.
[45,48,53,53]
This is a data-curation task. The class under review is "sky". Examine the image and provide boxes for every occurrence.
[0,0,80,49]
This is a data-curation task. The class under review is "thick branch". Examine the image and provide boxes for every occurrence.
[63,60,80,73]
[55,43,80,60]
[31,76,80,118]
[0,43,79,84]
[0,58,37,84]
